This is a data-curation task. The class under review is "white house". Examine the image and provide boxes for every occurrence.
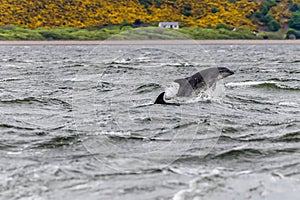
[158,22,179,29]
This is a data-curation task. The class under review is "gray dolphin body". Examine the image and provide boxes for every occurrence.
[154,67,234,104]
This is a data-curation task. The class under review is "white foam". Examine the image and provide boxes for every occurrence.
[88,131,131,137]
[173,168,221,200]
[226,81,277,87]
[173,170,300,200]
[102,131,131,137]
[278,102,299,108]
[165,82,180,100]
[165,82,225,104]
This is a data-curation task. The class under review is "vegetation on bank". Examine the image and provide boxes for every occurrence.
[0,25,298,40]
[0,0,300,40]
[0,0,260,30]
[0,0,299,31]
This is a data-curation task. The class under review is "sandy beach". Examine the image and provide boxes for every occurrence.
[0,40,300,45]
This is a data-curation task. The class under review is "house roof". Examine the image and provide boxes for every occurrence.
[159,22,179,25]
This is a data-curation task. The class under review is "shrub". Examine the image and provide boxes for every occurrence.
[290,3,300,12]
[120,22,134,30]
[181,4,192,17]
[134,19,142,26]
[261,0,277,15]
[286,28,300,39]
[211,8,219,13]
[289,12,300,30]
[254,0,277,25]
[261,13,274,24]
[259,32,283,39]
[138,0,152,8]
[216,23,232,30]
[268,20,281,32]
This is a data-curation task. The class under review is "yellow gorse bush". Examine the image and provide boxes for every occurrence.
[0,0,293,30]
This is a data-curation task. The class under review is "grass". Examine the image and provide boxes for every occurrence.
[0,25,289,40]
[177,27,258,39]
[0,25,120,40]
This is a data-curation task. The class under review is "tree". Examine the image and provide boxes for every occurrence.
[261,13,274,24]
[290,3,300,12]
[138,0,152,8]
[211,8,219,13]
[286,29,300,39]
[134,19,142,26]
[268,19,281,31]
[182,5,192,17]
[289,11,300,30]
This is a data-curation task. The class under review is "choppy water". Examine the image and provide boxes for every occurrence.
[1,44,300,200]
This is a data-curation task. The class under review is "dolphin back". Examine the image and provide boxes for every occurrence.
[174,68,220,97]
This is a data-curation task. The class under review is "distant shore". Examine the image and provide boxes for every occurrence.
[0,40,300,45]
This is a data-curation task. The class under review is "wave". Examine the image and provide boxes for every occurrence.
[0,97,71,109]
[0,123,35,131]
[278,101,299,108]
[33,135,79,149]
[109,57,153,65]
[210,146,263,159]
[268,78,300,82]
[1,77,23,82]
[287,70,300,74]
[173,169,300,200]
[136,83,161,94]
[94,131,148,141]
[162,63,194,68]
[254,82,300,91]
[107,64,142,70]
[226,95,273,105]
[278,60,300,64]
[110,58,131,65]
[0,96,43,104]
[275,131,300,143]
[100,131,131,138]
[97,81,115,92]
[88,131,173,142]
[173,121,198,130]
[0,142,16,150]
[226,81,300,91]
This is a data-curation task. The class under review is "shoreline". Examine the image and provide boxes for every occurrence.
[0,40,299,45]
